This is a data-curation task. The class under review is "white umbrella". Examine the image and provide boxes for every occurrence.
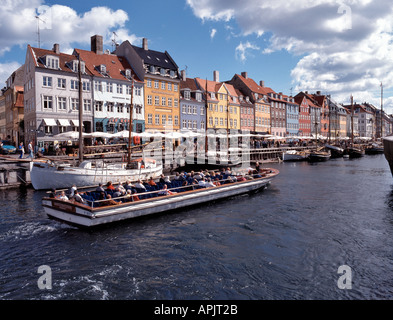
[53,131,84,140]
[164,131,183,139]
[85,132,114,138]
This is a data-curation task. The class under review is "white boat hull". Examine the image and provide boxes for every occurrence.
[42,169,278,228]
[283,151,308,161]
[30,161,163,190]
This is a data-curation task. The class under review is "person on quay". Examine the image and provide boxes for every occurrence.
[18,142,25,159]
[26,141,34,159]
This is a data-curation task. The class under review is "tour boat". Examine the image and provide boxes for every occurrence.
[30,157,162,190]
[42,168,279,228]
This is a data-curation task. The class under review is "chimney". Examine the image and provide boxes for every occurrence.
[143,38,148,51]
[260,80,264,87]
[91,35,103,55]
[181,69,186,82]
[316,90,321,95]
[241,71,248,79]
[53,43,60,54]
[213,70,219,82]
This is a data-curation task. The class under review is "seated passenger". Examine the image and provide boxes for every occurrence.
[158,184,176,196]
[134,179,146,191]
[96,183,105,193]
[213,178,221,186]
[205,178,215,188]
[106,181,115,191]
[112,187,123,198]
[124,180,134,190]
[198,177,207,187]
[102,194,121,206]
[58,191,69,201]
[148,177,157,186]
[73,190,86,204]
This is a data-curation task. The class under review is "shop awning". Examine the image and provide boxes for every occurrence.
[57,119,70,126]
[70,120,84,126]
[43,118,57,126]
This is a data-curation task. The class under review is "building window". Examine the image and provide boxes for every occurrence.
[161,97,166,106]
[182,120,187,129]
[154,96,159,106]
[167,83,172,91]
[58,97,66,110]
[43,95,53,109]
[43,76,52,87]
[95,101,103,112]
[82,81,90,91]
[155,114,160,125]
[147,95,152,105]
[148,114,153,124]
[107,102,114,113]
[174,115,179,126]
[117,103,124,113]
[107,83,113,93]
[47,56,59,69]
[154,80,159,89]
[94,81,102,92]
[57,78,66,89]
[162,114,166,125]
[147,79,152,88]
[117,84,123,94]
[71,98,79,111]
[83,99,91,112]
[174,84,178,92]
[161,82,166,90]
[168,98,172,107]
[70,80,78,90]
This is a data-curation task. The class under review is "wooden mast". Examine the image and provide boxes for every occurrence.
[127,75,135,167]
[78,53,84,163]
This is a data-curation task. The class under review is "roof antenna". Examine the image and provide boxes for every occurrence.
[112,31,118,52]
[35,15,45,48]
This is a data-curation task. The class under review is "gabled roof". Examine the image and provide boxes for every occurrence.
[234,73,274,97]
[132,45,178,71]
[28,45,89,75]
[180,78,199,91]
[74,48,142,82]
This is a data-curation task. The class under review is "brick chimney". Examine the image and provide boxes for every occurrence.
[260,80,264,87]
[53,43,60,54]
[91,35,103,55]
[181,69,186,81]
[143,38,148,51]
[213,70,219,82]
[241,71,248,79]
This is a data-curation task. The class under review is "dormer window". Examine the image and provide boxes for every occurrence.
[100,64,106,73]
[160,68,166,76]
[149,65,156,73]
[196,92,202,102]
[210,92,215,100]
[170,70,175,77]
[184,90,191,100]
[232,96,237,103]
[70,60,85,73]
[125,69,131,78]
[46,56,59,69]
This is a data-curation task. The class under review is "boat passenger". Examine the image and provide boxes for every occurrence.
[158,184,176,196]
[102,194,121,206]
[112,187,123,199]
[255,162,260,173]
[124,180,134,190]
[205,178,216,188]
[159,174,166,184]
[68,184,77,198]
[106,181,115,191]
[134,179,146,191]
[96,183,105,193]
[58,191,69,201]
[148,177,157,186]
[73,190,86,204]
[49,188,57,198]
[213,178,221,186]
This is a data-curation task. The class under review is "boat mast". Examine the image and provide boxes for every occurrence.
[127,75,135,166]
[351,95,354,147]
[381,82,383,139]
[78,53,84,163]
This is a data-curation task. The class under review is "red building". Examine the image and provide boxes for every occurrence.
[295,95,311,137]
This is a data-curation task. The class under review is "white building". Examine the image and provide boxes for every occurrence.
[23,43,93,150]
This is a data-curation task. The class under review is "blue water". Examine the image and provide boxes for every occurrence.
[0,154,392,300]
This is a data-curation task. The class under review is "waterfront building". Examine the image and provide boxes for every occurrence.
[294,95,311,138]
[23,43,94,150]
[236,88,254,132]
[0,92,5,140]
[227,73,270,134]
[75,35,145,134]
[3,66,24,146]
[343,105,359,138]
[179,71,205,132]
[375,109,391,138]
[115,38,180,133]
[344,103,374,138]
[285,95,299,139]
[312,91,330,138]
[295,92,321,138]
[195,73,240,133]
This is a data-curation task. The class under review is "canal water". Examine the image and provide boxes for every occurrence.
[0,154,392,300]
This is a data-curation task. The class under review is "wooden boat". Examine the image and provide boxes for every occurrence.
[282,150,309,161]
[365,143,384,155]
[42,168,279,228]
[324,144,344,158]
[308,148,331,162]
[344,146,365,158]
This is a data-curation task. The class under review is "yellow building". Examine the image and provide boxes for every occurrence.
[255,98,271,134]
[195,74,240,132]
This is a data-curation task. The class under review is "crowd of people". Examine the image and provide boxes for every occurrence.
[49,165,264,207]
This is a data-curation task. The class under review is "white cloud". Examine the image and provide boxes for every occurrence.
[210,28,217,40]
[0,0,137,54]
[187,0,393,111]
[0,61,22,87]
[235,41,260,62]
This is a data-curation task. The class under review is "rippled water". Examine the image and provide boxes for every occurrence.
[0,154,392,300]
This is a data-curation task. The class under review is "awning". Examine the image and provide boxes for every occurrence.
[57,119,70,126]
[70,120,84,126]
[43,118,57,126]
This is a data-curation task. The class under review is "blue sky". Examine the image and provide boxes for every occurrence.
[1,0,392,113]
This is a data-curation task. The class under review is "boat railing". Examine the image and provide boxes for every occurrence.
[78,172,273,208]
